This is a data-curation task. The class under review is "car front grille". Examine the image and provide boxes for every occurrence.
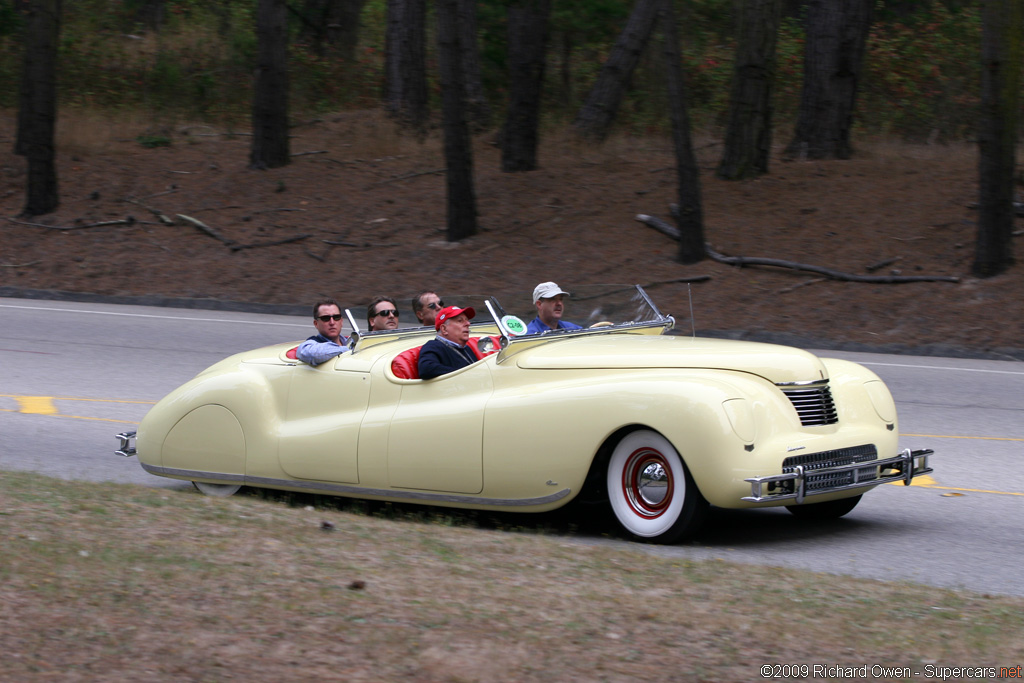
[778,381,839,426]
[782,444,878,491]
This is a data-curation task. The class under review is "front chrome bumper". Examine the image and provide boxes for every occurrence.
[742,447,934,504]
[115,431,137,457]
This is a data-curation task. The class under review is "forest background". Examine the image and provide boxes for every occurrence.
[1,0,1021,358]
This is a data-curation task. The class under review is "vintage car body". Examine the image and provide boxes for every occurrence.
[117,286,932,543]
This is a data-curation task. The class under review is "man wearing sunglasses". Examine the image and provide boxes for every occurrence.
[412,290,444,328]
[367,295,401,331]
[296,298,350,365]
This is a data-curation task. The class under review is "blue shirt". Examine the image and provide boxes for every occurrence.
[525,317,582,335]
[296,333,349,365]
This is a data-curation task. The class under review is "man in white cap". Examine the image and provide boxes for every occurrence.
[526,282,582,335]
[418,305,478,379]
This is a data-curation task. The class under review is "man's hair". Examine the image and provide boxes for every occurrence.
[366,295,397,324]
[411,290,436,313]
[312,298,340,318]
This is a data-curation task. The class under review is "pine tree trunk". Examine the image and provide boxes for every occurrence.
[974,0,1021,277]
[458,0,491,131]
[784,0,872,160]
[17,0,61,217]
[384,0,428,137]
[717,0,782,180]
[250,0,290,170]
[437,0,478,241]
[660,0,703,263]
[502,0,551,172]
[573,0,661,142]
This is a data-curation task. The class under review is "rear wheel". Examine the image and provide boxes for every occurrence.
[786,494,862,519]
[606,430,707,543]
[193,481,242,497]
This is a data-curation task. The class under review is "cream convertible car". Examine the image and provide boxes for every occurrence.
[117,286,933,543]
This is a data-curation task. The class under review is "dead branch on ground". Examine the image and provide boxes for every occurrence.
[374,168,447,185]
[230,234,311,252]
[5,216,143,230]
[177,214,236,246]
[635,213,960,284]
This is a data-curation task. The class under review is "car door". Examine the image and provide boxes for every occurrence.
[277,358,371,484]
[386,361,493,494]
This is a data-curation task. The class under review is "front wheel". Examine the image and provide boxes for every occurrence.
[786,494,862,520]
[606,430,707,543]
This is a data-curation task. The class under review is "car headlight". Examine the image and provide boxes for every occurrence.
[722,398,756,443]
[863,380,897,424]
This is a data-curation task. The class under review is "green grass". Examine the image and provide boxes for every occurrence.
[1,469,1022,680]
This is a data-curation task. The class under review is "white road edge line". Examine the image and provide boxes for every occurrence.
[858,361,1024,377]
[0,303,307,328]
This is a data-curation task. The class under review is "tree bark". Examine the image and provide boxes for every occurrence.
[717,0,782,180]
[659,0,704,263]
[437,0,478,241]
[783,0,872,160]
[973,0,1021,277]
[250,0,290,170]
[16,0,61,217]
[501,0,552,172]
[458,0,491,131]
[572,0,661,142]
[384,0,428,137]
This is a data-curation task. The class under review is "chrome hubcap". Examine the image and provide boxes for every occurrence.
[622,447,673,518]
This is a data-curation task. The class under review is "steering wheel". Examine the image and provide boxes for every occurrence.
[589,321,614,328]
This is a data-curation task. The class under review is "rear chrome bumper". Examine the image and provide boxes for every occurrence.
[742,447,934,504]
[115,431,137,457]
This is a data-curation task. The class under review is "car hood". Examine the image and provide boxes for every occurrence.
[512,334,828,384]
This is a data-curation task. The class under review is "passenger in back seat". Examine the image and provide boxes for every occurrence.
[418,306,477,379]
[296,299,350,365]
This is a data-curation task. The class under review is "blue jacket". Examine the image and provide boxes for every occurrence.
[418,337,477,379]
[526,317,582,335]
[296,333,349,365]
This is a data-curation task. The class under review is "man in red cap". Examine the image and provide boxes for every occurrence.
[418,305,477,379]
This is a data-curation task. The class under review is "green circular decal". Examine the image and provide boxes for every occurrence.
[502,315,527,336]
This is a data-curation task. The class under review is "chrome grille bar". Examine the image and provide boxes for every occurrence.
[778,382,839,426]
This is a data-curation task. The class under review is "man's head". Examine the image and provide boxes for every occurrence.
[435,305,475,345]
[367,296,400,331]
[312,298,343,343]
[532,282,571,328]
[412,291,443,327]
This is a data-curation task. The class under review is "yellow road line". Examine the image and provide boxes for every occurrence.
[0,393,156,405]
[14,396,57,415]
[888,475,1022,497]
[903,433,1023,442]
[0,408,139,425]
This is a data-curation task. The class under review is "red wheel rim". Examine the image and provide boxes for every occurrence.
[620,447,674,518]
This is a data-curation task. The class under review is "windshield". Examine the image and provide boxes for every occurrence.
[485,284,673,339]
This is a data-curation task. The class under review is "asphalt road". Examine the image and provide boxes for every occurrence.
[2,297,1022,597]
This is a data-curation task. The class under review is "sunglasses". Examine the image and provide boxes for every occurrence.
[316,314,343,322]
[426,301,445,310]
[375,309,399,318]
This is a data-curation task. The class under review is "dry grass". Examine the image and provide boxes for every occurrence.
[2,470,1022,681]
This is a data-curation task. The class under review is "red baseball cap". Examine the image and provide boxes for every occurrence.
[435,305,475,330]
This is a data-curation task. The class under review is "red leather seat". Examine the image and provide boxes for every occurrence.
[467,335,502,360]
[392,346,422,379]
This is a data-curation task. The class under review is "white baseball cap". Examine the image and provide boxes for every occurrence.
[533,281,570,304]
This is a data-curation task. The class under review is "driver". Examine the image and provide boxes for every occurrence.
[526,282,582,334]
[418,305,477,379]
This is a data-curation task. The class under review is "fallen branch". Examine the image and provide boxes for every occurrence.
[635,213,960,284]
[177,214,236,246]
[5,216,138,230]
[777,278,826,294]
[252,208,307,215]
[374,168,446,185]
[1,260,42,268]
[704,246,959,283]
[322,239,400,248]
[291,150,327,157]
[125,198,175,225]
[865,256,903,273]
[230,234,311,251]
